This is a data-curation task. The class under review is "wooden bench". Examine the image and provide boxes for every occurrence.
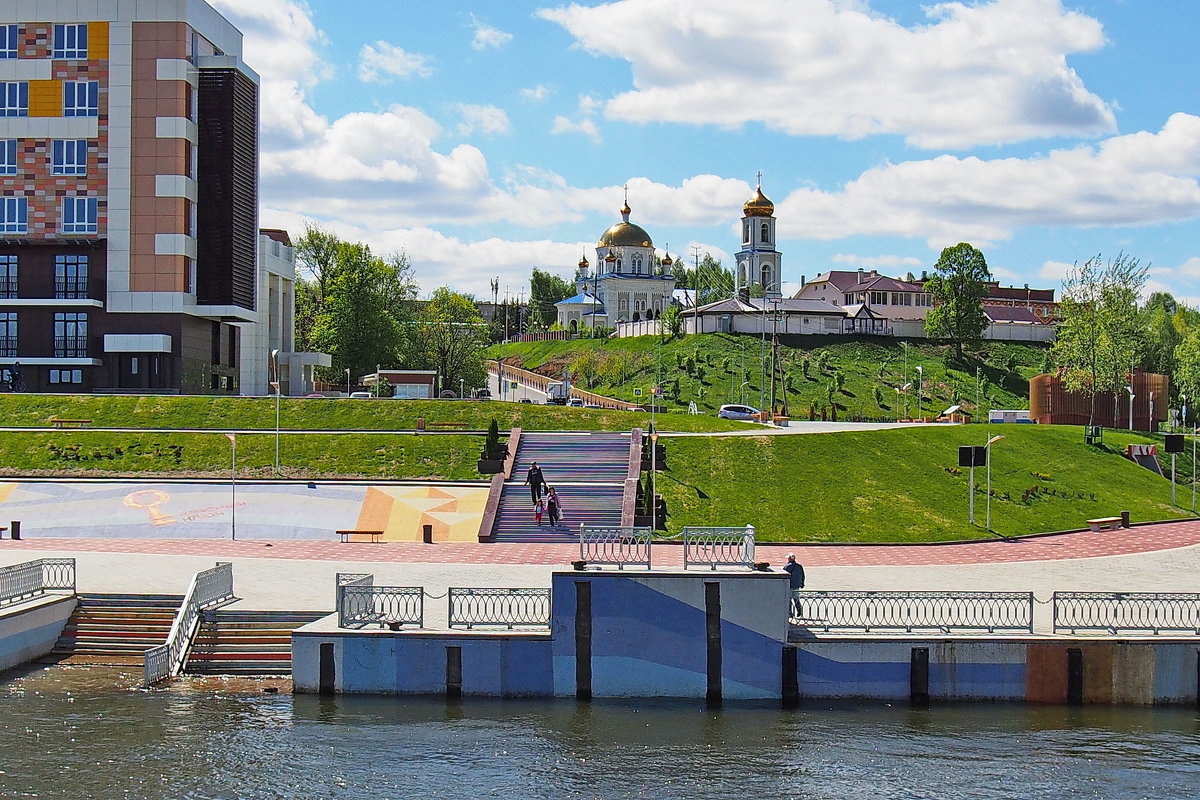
[337,529,383,543]
[425,421,469,430]
[49,418,91,428]
[1086,516,1123,532]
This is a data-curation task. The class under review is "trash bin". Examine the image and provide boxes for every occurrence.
[1120,511,1131,529]
[10,520,19,540]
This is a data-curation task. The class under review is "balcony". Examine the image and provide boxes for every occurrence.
[0,278,15,299]
[54,336,88,358]
[0,335,15,357]
[55,278,89,299]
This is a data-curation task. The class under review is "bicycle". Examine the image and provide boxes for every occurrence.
[0,369,26,392]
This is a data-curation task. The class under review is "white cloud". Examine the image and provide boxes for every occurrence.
[470,15,513,50]
[551,95,604,143]
[538,0,1114,148]
[453,104,512,136]
[1038,260,1074,282]
[521,84,551,102]
[775,113,1200,248]
[358,40,433,83]
[832,254,924,270]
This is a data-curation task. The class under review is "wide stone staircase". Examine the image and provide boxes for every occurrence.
[491,432,631,543]
[185,609,326,676]
[51,593,184,664]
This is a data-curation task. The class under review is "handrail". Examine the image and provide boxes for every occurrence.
[448,588,550,629]
[796,590,1034,634]
[682,525,756,570]
[143,562,234,687]
[579,524,653,569]
[0,559,75,608]
[336,573,374,627]
[487,362,638,409]
[1053,592,1200,635]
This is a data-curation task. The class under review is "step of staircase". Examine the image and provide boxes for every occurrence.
[185,610,327,676]
[492,484,625,543]
[52,593,184,664]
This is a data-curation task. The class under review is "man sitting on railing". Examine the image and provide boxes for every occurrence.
[784,553,805,618]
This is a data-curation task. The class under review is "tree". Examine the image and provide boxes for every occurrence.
[1141,292,1184,376]
[1097,254,1148,425]
[1175,328,1200,427]
[661,303,683,337]
[924,243,991,361]
[674,253,735,306]
[413,287,488,394]
[529,268,574,328]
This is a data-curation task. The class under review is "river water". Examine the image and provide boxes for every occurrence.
[1,663,1197,800]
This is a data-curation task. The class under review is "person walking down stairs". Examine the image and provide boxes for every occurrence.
[546,487,563,527]
[525,461,546,503]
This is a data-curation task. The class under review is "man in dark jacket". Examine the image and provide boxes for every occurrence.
[784,553,805,618]
[525,461,546,503]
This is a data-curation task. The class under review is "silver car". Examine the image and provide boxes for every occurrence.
[717,403,759,420]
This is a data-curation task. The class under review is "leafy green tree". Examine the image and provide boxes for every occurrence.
[924,243,991,361]
[1141,292,1184,376]
[1097,254,1148,425]
[413,288,488,393]
[674,253,735,306]
[529,268,574,327]
[1174,328,1200,427]
[661,303,683,337]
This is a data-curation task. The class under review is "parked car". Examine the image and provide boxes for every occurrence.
[349,391,372,399]
[472,388,492,400]
[717,403,759,420]
[518,397,533,404]
[566,398,585,408]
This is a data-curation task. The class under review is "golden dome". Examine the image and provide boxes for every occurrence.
[598,222,653,248]
[661,250,673,266]
[578,252,589,268]
[604,249,617,263]
[743,184,774,217]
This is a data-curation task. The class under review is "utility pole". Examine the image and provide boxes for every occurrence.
[691,245,703,327]
[769,299,780,416]
[760,302,766,413]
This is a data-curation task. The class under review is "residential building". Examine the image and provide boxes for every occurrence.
[0,0,261,393]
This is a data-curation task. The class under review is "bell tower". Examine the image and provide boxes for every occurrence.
[736,173,781,299]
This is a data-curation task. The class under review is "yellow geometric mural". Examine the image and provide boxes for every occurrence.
[353,485,490,542]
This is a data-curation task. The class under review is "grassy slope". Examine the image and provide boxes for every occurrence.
[657,425,1195,542]
[0,394,744,433]
[488,334,1046,420]
[0,431,484,481]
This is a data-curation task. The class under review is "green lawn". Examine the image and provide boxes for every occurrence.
[0,431,485,481]
[0,394,744,434]
[655,424,1196,542]
[489,334,1047,421]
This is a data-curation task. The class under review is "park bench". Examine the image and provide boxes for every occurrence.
[48,418,91,428]
[1086,516,1123,532]
[338,529,384,543]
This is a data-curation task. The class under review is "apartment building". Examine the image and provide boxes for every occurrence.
[0,0,259,393]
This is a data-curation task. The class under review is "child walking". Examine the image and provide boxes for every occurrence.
[534,497,545,526]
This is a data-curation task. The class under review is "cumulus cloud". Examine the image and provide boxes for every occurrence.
[470,15,513,50]
[538,0,1115,148]
[358,40,433,83]
[832,254,925,270]
[521,84,552,102]
[453,104,512,137]
[551,95,604,143]
[775,113,1200,248]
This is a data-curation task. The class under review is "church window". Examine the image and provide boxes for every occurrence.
[743,221,750,243]
[760,222,769,243]
[761,264,771,289]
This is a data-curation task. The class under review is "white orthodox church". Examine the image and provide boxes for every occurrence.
[555,181,782,330]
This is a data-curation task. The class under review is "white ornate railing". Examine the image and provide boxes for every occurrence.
[0,559,75,607]
[143,562,235,687]
[682,525,756,570]
[448,588,551,629]
[579,525,653,569]
[1053,592,1200,635]
[796,590,1035,634]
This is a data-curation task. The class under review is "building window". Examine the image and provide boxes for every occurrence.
[0,255,16,298]
[63,81,99,117]
[61,197,98,234]
[51,140,88,176]
[55,254,88,298]
[0,311,15,357]
[54,312,87,357]
[0,140,15,175]
[743,221,750,243]
[870,291,888,306]
[843,293,855,305]
[916,293,932,307]
[760,222,769,243]
[52,24,89,60]
[49,368,83,384]
[0,82,28,117]
[891,292,912,306]
[0,197,28,234]
[0,25,17,59]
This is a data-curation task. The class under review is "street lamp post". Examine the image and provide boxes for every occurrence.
[225,433,237,540]
[460,377,465,399]
[270,349,280,477]
[344,368,350,397]
[649,423,659,531]
[1127,386,1135,431]
[915,365,923,422]
[901,341,909,419]
[985,434,1004,531]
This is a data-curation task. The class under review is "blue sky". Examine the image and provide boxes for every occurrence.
[211,0,1200,306]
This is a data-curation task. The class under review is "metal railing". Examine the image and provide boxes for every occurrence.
[143,562,234,687]
[0,558,75,608]
[448,588,551,629]
[53,335,88,358]
[682,525,756,570]
[335,573,374,627]
[795,590,1035,634]
[1053,592,1200,635]
[338,585,424,629]
[579,525,653,569]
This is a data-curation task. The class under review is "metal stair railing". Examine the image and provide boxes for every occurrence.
[143,562,235,687]
[0,559,75,608]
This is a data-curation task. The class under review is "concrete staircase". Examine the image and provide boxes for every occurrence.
[492,432,631,543]
[185,610,327,676]
[52,593,183,664]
